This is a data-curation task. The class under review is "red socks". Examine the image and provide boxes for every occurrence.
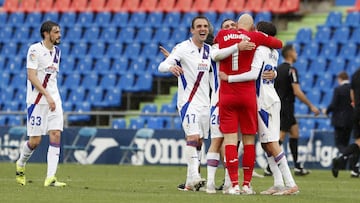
[242,144,255,186]
[225,145,238,186]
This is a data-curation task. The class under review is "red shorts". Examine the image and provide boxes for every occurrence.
[219,93,257,135]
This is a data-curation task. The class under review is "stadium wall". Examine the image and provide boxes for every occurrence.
[0,127,341,169]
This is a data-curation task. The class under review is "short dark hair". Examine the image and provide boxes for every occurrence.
[281,44,295,58]
[256,21,277,37]
[221,18,233,28]
[191,16,209,29]
[40,21,59,39]
[337,71,349,80]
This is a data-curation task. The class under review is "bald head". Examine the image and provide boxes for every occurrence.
[237,13,254,31]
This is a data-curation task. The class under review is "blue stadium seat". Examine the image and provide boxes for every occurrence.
[300,71,315,89]
[328,57,346,73]
[128,12,147,27]
[0,67,10,88]
[77,12,94,26]
[132,72,153,92]
[319,41,338,59]
[76,56,94,72]
[118,72,135,91]
[2,101,19,111]
[94,57,111,73]
[83,27,100,43]
[94,12,112,26]
[63,73,81,90]
[316,119,331,130]
[0,56,6,74]
[81,72,99,89]
[0,87,15,101]
[6,55,23,73]
[0,116,6,126]
[7,116,22,126]
[321,91,333,105]
[301,42,319,59]
[171,26,189,43]
[307,90,321,105]
[112,118,127,129]
[8,12,25,26]
[153,26,171,43]
[180,11,198,27]
[112,56,129,75]
[10,72,26,89]
[59,41,71,56]
[314,72,334,90]
[43,12,59,22]
[129,117,145,129]
[99,73,117,88]
[118,27,135,43]
[145,12,163,28]
[141,42,158,59]
[146,117,163,129]
[1,41,18,57]
[0,12,7,24]
[71,41,88,57]
[344,11,360,28]
[87,87,105,107]
[67,87,86,103]
[339,43,357,60]
[348,58,360,75]
[88,41,105,58]
[308,57,327,74]
[203,11,217,25]
[254,11,272,24]
[141,104,157,123]
[106,88,122,107]
[163,12,181,28]
[332,26,350,44]
[134,26,153,43]
[123,42,141,59]
[148,57,164,76]
[62,101,74,112]
[60,56,76,74]
[0,26,13,42]
[106,41,123,59]
[160,103,176,113]
[14,88,26,102]
[25,12,42,25]
[324,11,342,28]
[173,117,182,129]
[69,101,91,122]
[216,11,235,27]
[349,27,360,44]
[294,28,312,44]
[13,26,30,42]
[100,26,118,42]
[65,25,83,42]
[130,56,147,74]
[111,12,129,27]
[293,57,308,74]
[59,12,77,27]
[314,26,331,44]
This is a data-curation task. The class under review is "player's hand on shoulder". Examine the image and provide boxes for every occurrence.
[238,41,255,51]
[218,71,229,81]
[169,65,183,77]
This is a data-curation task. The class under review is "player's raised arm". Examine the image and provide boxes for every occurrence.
[255,31,283,49]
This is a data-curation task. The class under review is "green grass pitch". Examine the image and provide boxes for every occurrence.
[0,163,359,203]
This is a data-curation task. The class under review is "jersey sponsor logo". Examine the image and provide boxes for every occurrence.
[197,62,209,71]
[223,33,250,42]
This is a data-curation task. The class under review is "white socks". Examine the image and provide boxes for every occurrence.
[17,141,34,167]
[267,155,284,187]
[206,152,220,186]
[47,145,60,178]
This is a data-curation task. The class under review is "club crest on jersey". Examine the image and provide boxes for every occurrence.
[29,50,36,61]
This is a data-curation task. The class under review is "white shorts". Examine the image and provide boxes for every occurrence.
[27,102,64,136]
[210,105,223,139]
[179,105,210,139]
[258,102,280,143]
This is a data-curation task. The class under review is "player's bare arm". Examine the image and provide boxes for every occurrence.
[159,46,170,58]
[27,68,56,111]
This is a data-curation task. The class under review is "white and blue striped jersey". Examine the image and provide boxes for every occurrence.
[158,38,212,118]
[26,42,61,105]
[253,46,280,110]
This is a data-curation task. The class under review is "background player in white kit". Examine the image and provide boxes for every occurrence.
[158,16,212,191]
[219,21,298,195]
[16,21,66,187]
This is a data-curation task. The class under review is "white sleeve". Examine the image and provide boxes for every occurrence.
[210,44,238,61]
[228,48,263,83]
[27,46,39,70]
[158,44,182,72]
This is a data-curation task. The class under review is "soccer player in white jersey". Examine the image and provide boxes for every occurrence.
[158,16,213,191]
[219,21,299,195]
[16,21,66,187]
